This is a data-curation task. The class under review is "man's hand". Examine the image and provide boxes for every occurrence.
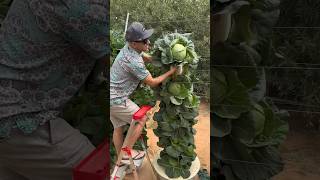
[142,52,152,62]
[170,65,178,75]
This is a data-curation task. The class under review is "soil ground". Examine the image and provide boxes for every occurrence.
[272,129,320,180]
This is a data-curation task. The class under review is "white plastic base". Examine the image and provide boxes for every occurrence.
[152,152,200,180]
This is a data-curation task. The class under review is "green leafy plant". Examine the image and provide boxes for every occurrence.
[212,0,289,180]
[267,0,320,130]
[110,29,125,59]
[63,80,108,146]
[150,33,200,179]
[197,168,210,180]
[0,0,12,26]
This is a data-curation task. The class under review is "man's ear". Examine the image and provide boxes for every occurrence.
[130,42,136,47]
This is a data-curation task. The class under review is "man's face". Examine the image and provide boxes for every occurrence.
[132,39,151,52]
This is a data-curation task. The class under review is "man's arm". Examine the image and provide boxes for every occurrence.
[143,67,177,87]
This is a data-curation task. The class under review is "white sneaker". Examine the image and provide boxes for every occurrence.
[110,164,128,180]
[121,150,145,167]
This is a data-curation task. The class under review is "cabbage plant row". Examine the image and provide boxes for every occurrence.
[212,1,289,180]
[150,33,201,179]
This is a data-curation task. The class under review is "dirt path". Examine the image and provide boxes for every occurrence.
[193,101,210,172]
[272,130,320,180]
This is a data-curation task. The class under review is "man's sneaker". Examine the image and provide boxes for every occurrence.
[121,150,145,167]
[110,163,128,180]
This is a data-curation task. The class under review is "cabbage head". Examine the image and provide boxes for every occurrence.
[172,43,187,61]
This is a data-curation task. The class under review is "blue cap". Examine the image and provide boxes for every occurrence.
[125,22,154,42]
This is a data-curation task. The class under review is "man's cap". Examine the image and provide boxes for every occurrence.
[125,22,154,42]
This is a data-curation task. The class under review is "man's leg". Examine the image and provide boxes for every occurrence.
[125,115,147,149]
[113,126,124,155]
[0,164,28,180]
[110,99,146,155]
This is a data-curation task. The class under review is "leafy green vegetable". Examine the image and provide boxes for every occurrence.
[151,33,200,178]
[152,33,199,66]
[212,0,288,180]
[172,43,187,61]
[0,0,12,27]
[168,82,182,96]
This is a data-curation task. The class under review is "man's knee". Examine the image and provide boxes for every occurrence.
[142,115,148,121]
[140,115,147,124]
[134,115,147,127]
[114,126,123,133]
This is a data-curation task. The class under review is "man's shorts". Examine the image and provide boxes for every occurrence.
[110,99,140,129]
[0,117,94,180]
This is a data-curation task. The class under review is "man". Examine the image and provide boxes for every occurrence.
[110,22,176,162]
[0,0,108,180]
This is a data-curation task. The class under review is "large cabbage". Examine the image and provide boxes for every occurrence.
[172,43,187,61]
[168,82,181,96]
[152,33,199,65]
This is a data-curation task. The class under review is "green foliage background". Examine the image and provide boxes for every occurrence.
[267,0,320,130]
